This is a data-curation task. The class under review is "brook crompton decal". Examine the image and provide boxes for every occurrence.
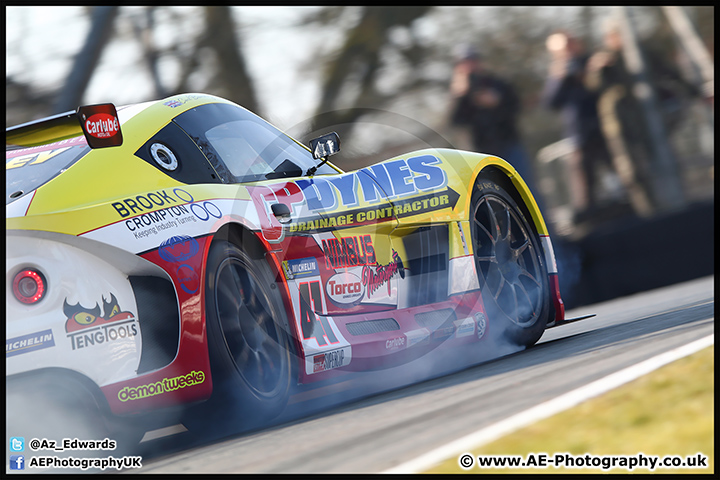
[63,293,138,350]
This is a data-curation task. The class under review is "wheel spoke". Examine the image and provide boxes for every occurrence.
[516,281,538,317]
[486,200,500,241]
[502,205,512,241]
[518,269,542,288]
[475,255,497,264]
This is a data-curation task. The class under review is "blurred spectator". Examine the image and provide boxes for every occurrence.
[541,30,614,221]
[449,45,535,188]
[585,18,700,216]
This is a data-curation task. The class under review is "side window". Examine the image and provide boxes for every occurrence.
[174,103,335,183]
[134,121,226,185]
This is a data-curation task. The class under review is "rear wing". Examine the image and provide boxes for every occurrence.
[6,103,123,149]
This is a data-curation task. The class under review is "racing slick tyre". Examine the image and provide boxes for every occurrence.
[201,240,293,430]
[470,174,550,348]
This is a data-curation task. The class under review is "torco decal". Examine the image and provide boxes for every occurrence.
[159,235,200,263]
[322,235,376,269]
[326,272,365,306]
[6,329,55,357]
[63,293,138,350]
[118,370,206,402]
[249,155,450,242]
[112,188,194,218]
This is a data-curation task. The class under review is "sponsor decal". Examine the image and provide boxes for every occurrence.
[361,249,405,298]
[63,293,139,351]
[248,155,453,242]
[326,272,365,306]
[6,146,75,170]
[162,94,203,108]
[176,264,200,295]
[454,317,476,338]
[118,370,205,401]
[405,328,430,347]
[84,113,119,139]
[112,188,194,218]
[282,257,319,280]
[385,336,406,351]
[158,235,200,263]
[321,234,376,269]
[432,325,455,341]
[312,348,347,373]
[6,329,55,357]
[475,312,487,339]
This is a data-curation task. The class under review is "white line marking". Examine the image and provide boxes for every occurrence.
[383,334,714,474]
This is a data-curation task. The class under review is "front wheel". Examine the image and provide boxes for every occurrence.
[470,176,550,347]
[202,240,293,428]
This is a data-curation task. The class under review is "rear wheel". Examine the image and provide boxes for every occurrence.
[202,240,293,429]
[470,176,550,347]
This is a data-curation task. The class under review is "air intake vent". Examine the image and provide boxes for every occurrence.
[346,318,400,336]
[414,308,457,331]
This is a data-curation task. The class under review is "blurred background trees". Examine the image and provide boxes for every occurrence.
[6,6,713,231]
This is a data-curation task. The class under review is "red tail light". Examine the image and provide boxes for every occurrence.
[12,269,46,304]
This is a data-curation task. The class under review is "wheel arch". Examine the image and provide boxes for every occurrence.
[205,221,302,360]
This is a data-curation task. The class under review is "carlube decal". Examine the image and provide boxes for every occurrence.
[63,293,138,350]
[84,113,119,139]
[6,330,55,357]
[248,155,451,242]
[118,370,206,402]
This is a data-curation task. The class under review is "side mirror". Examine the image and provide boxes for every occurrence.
[309,132,340,160]
[271,203,292,224]
[306,132,340,176]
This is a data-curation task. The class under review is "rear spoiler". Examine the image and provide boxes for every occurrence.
[6,103,123,149]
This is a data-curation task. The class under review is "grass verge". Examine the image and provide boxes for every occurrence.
[427,345,714,474]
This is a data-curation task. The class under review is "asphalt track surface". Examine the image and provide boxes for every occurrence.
[136,275,713,474]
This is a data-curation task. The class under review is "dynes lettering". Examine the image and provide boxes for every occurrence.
[321,235,375,269]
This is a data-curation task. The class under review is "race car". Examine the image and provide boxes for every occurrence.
[6,93,565,446]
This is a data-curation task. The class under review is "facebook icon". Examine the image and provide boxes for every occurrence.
[10,455,24,470]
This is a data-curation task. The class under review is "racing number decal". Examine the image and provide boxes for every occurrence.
[298,281,338,346]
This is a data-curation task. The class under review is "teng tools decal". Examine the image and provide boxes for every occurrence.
[63,293,138,350]
[77,104,123,148]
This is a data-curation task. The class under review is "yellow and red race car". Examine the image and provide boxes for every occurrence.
[6,93,564,446]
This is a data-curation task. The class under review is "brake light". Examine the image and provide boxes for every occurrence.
[12,269,47,304]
